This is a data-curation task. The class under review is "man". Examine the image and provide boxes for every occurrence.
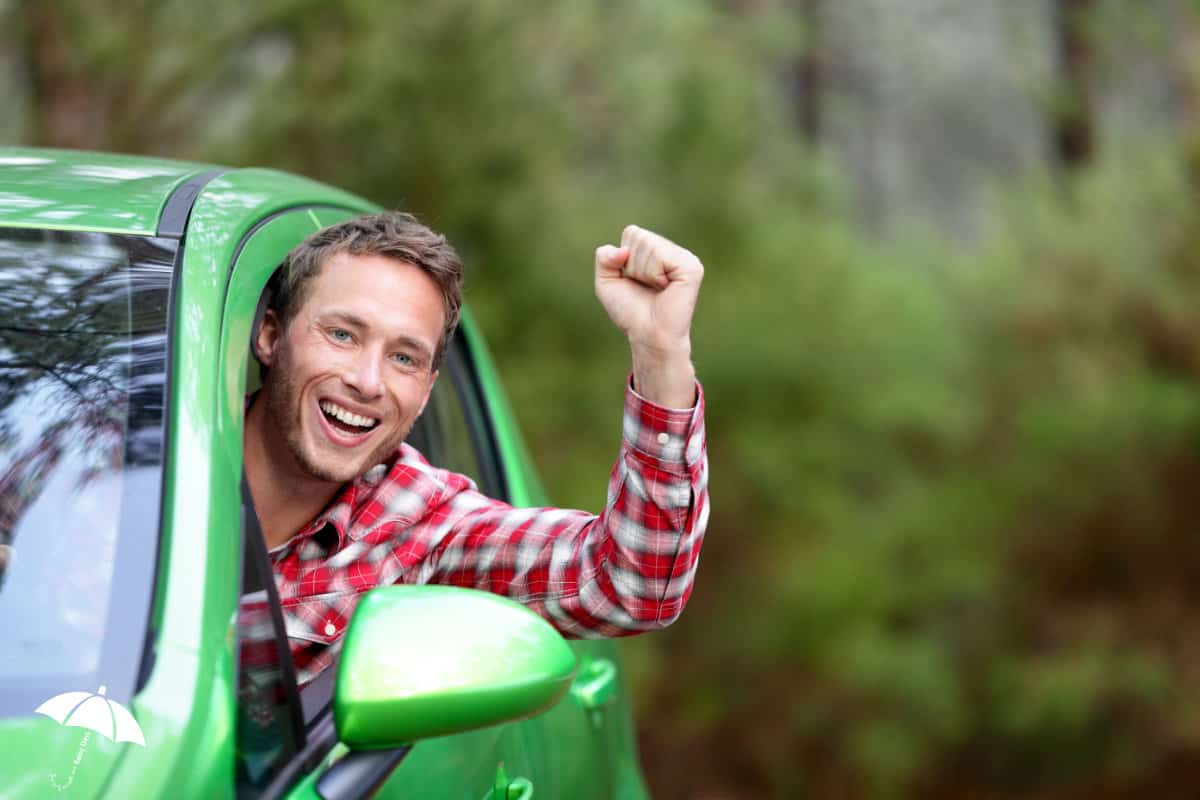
[243,212,708,685]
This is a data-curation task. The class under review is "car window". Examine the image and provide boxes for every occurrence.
[411,339,505,500]
[0,228,175,718]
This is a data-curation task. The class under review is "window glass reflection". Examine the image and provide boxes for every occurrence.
[0,229,172,707]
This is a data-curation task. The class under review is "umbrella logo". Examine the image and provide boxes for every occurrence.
[34,685,145,792]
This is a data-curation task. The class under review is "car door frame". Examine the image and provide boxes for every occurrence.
[219,205,547,799]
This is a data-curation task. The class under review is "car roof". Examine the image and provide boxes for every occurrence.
[0,147,221,237]
[0,148,380,240]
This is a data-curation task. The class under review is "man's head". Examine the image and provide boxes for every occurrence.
[253,212,464,486]
[265,212,463,368]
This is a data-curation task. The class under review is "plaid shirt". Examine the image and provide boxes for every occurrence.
[264,380,708,687]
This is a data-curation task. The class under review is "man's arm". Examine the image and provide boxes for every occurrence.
[415,227,707,636]
[417,383,707,636]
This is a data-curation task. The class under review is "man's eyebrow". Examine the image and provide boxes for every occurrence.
[320,310,369,330]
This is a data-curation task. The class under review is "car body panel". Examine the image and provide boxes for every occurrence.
[0,148,214,235]
[100,640,234,799]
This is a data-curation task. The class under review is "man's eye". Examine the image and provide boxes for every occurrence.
[329,328,352,343]
[391,352,414,366]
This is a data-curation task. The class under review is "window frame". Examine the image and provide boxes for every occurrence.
[224,207,359,796]
[443,334,508,502]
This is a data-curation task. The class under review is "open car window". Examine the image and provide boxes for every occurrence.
[408,338,505,500]
[230,229,511,794]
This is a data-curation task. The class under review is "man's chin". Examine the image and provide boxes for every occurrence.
[303,462,364,485]
[288,421,407,485]
[311,451,383,483]
[297,438,402,485]
[287,440,369,485]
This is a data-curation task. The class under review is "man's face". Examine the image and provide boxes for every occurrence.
[255,251,443,485]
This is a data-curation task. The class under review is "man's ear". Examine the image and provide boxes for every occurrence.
[255,309,283,367]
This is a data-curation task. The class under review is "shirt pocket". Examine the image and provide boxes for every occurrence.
[280,590,363,646]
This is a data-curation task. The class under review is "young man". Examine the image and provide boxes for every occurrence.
[243,212,708,685]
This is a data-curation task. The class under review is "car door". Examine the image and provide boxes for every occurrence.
[219,206,540,799]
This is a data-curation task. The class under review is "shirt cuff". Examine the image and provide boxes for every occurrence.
[623,373,706,468]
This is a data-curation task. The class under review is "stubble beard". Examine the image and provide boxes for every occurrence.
[262,346,411,486]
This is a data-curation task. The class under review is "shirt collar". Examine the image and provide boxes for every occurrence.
[288,459,395,553]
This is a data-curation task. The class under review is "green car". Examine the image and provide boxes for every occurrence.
[0,149,651,799]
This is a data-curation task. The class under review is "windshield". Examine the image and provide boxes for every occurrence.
[0,228,175,718]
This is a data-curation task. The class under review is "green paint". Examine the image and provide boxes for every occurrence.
[0,148,214,235]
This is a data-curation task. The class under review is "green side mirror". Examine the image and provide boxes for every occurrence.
[334,586,577,749]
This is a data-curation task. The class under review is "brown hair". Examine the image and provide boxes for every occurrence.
[266,211,464,368]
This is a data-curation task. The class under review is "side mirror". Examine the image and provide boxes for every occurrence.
[333,586,576,748]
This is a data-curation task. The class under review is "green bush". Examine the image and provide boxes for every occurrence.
[632,149,1200,797]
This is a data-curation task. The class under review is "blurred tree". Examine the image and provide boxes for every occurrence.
[4,0,306,151]
[1053,0,1097,167]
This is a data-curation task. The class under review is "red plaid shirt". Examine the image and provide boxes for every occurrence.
[266,380,708,686]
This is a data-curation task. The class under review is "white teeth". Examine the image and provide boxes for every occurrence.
[320,401,378,430]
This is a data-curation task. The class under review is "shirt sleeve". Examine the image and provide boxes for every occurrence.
[419,377,709,638]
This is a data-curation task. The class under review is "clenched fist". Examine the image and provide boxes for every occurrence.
[595,225,703,408]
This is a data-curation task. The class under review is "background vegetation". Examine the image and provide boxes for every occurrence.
[5,1,1200,796]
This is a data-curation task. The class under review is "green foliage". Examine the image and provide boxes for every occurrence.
[10,1,1200,796]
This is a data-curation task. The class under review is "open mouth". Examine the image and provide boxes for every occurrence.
[319,400,379,437]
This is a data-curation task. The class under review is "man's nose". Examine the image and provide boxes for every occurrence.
[342,349,383,399]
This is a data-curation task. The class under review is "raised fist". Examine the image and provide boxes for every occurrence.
[594,225,703,355]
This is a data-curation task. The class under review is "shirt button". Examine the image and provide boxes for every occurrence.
[324,622,337,637]
[657,432,670,446]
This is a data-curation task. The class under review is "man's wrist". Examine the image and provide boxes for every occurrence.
[630,340,696,409]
